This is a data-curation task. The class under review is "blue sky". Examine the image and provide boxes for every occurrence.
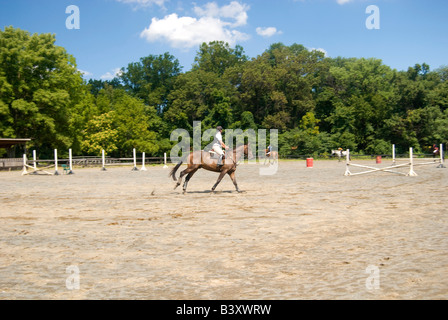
[1,0,447,80]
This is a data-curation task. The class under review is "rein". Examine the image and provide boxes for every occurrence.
[226,151,238,167]
[226,146,246,167]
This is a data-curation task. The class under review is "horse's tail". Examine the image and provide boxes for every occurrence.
[169,161,183,181]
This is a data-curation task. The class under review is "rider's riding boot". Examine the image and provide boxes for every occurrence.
[217,154,223,167]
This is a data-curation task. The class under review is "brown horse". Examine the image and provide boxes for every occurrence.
[263,150,278,165]
[432,144,440,158]
[169,144,254,193]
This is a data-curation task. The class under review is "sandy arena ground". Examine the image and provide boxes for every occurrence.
[0,159,447,300]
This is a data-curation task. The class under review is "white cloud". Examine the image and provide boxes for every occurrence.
[256,27,282,38]
[100,68,122,80]
[78,69,93,77]
[116,0,167,8]
[336,0,353,4]
[309,47,328,57]
[194,1,249,27]
[140,1,251,49]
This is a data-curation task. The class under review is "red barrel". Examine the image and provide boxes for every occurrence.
[376,156,382,164]
[306,158,314,168]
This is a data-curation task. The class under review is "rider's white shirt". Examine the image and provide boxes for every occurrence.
[213,131,224,156]
[213,131,222,146]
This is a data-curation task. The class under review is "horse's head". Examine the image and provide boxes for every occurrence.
[245,144,255,160]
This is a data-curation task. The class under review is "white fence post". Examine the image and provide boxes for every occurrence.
[344,149,351,176]
[54,149,59,175]
[438,143,446,168]
[132,148,139,171]
[101,149,107,171]
[163,152,168,169]
[21,154,27,175]
[33,150,37,172]
[392,144,396,166]
[68,148,74,174]
[141,152,147,171]
[408,147,418,176]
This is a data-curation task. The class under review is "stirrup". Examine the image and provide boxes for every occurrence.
[217,155,223,166]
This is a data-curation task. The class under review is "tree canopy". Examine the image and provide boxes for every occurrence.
[1,26,447,158]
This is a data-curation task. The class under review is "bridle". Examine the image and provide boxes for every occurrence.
[226,145,250,168]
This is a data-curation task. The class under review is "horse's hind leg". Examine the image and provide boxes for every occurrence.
[175,166,198,190]
[182,168,198,194]
[175,168,188,189]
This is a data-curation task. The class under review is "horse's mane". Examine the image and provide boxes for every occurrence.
[232,144,248,152]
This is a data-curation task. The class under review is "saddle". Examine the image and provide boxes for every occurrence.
[208,149,225,160]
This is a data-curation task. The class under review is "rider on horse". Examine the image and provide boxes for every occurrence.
[266,144,272,157]
[213,126,229,168]
[433,144,439,156]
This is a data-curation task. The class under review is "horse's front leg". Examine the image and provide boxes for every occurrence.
[228,171,241,193]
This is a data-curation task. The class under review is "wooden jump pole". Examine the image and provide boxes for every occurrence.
[21,150,54,176]
[344,147,432,176]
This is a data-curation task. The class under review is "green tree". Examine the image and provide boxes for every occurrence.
[81,111,119,155]
[239,43,325,130]
[203,89,233,129]
[87,88,161,157]
[230,111,257,131]
[164,69,236,132]
[193,41,248,76]
[316,58,397,152]
[0,26,85,157]
[119,53,182,113]
[67,85,98,155]
[87,78,122,97]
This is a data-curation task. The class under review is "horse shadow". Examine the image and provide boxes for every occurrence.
[171,190,246,195]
